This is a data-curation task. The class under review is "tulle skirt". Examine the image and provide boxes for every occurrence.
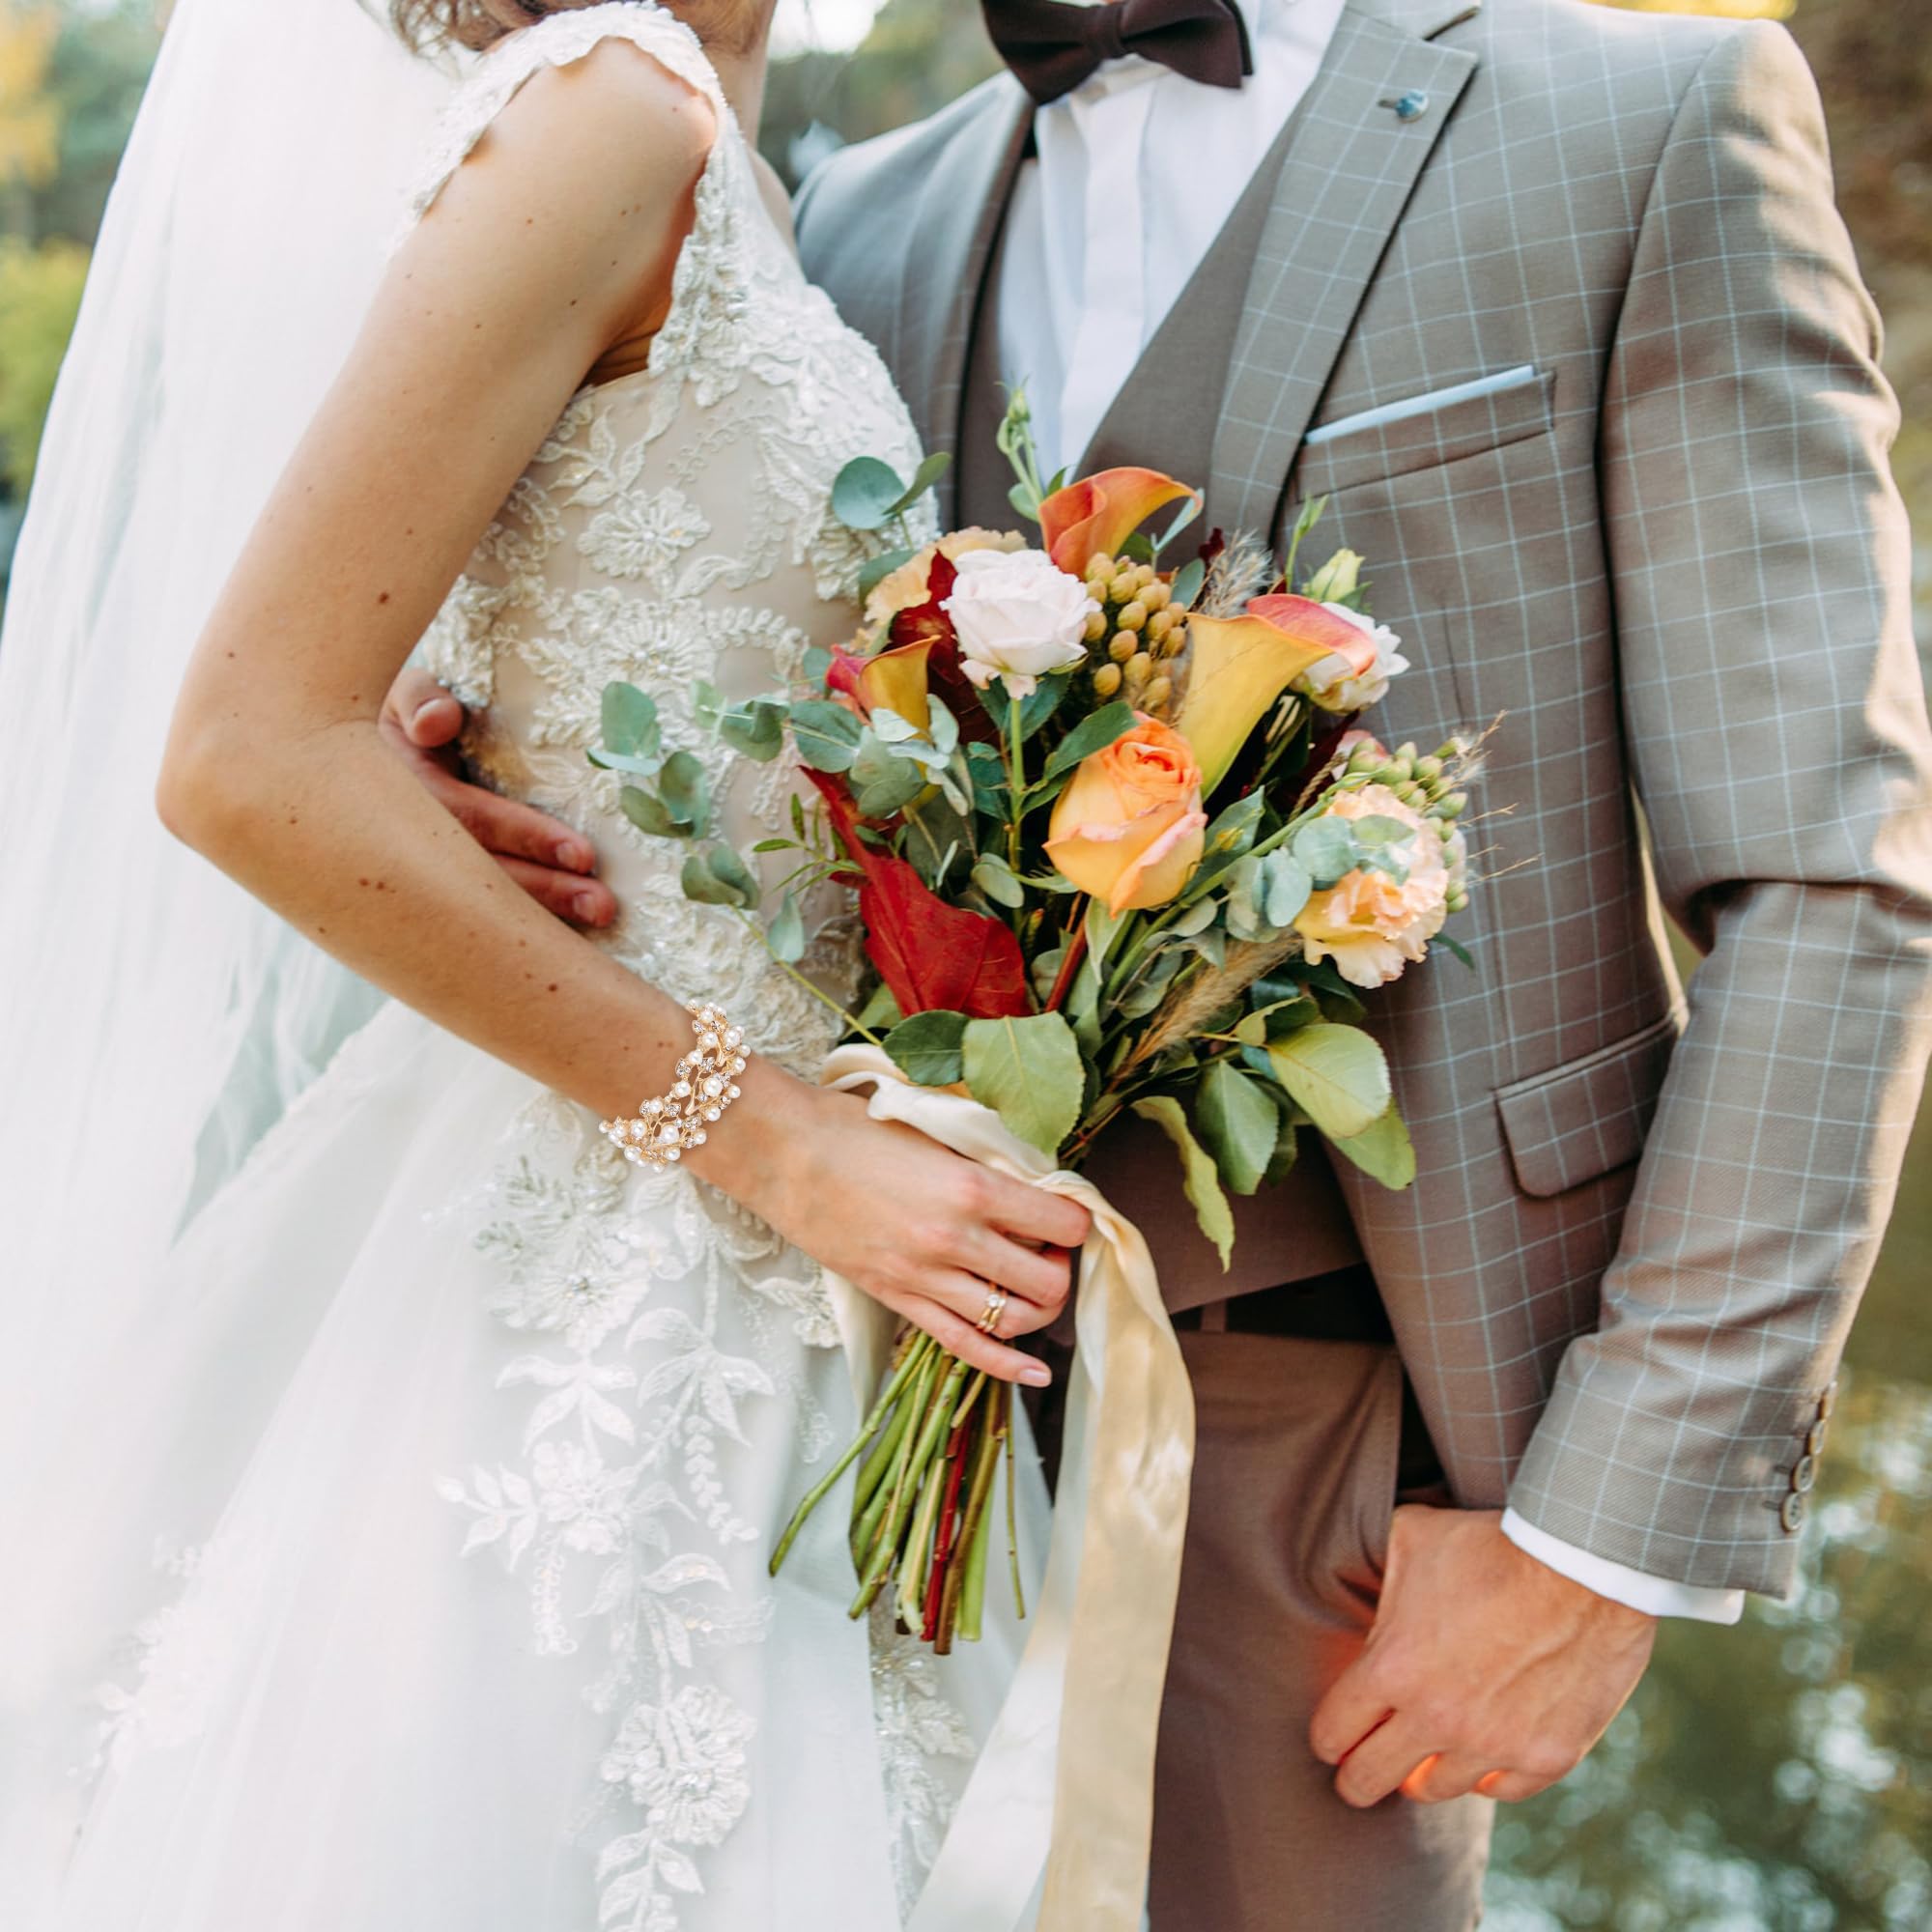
[0,1002,1037,1930]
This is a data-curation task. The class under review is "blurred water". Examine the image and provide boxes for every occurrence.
[1486,1108,1932,1930]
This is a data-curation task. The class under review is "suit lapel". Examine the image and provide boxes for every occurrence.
[1211,0,1479,536]
[890,76,1033,525]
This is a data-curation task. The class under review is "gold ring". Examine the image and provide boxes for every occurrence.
[976,1285,1011,1337]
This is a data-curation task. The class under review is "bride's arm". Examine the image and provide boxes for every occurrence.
[157,44,1082,1378]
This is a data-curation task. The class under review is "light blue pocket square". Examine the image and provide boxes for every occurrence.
[1304,365,1542,446]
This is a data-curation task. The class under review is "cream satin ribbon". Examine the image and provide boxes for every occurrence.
[818,1045,1196,1931]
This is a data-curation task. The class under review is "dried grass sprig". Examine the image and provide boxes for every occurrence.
[1122,931,1304,1076]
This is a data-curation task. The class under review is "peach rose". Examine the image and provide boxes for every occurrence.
[1293,784,1450,988]
[1045,714,1208,914]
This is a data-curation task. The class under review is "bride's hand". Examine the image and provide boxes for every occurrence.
[694,1068,1090,1385]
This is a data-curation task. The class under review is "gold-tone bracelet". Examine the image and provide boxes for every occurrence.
[599,1002,748,1171]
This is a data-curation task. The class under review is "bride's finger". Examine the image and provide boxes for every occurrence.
[965,1230,1072,1312]
[899,1292,1053,1387]
[926,1267,1059,1341]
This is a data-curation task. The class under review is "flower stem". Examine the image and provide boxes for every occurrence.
[739,908,884,1047]
[770,1330,927,1577]
[1005,696,1026,873]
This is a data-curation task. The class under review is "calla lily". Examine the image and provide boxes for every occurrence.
[1037,468,1200,575]
[827,637,934,734]
[1173,595,1380,797]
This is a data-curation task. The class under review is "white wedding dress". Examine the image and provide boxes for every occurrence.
[1,9,1040,1928]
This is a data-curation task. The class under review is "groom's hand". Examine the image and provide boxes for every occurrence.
[1310,1505,1657,1808]
[379,667,618,928]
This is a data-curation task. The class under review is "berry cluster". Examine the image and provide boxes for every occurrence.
[1078,551,1189,715]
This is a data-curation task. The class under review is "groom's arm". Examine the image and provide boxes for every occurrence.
[1506,18,1932,1602]
[1313,18,1932,1812]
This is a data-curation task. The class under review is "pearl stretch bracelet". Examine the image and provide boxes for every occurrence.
[599,1003,748,1171]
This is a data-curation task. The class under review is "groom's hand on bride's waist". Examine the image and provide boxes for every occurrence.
[1309,1505,1657,1810]
[381,667,618,929]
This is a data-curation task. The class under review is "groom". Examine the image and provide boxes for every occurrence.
[388,0,1932,1922]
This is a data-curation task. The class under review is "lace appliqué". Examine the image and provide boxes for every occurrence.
[869,1605,978,1917]
[437,1094,843,1926]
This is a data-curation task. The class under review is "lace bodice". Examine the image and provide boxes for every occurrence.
[412,2,929,1072]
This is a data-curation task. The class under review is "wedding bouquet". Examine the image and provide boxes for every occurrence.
[595,395,1480,1653]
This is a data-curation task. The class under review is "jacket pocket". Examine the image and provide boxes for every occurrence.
[1297,367,1557,497]
[1492,1011,1681,1200]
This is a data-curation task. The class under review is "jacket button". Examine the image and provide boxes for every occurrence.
[1780,1492,1806,1533]
[1820,1381,1840,1419]
[1793,1455,1818,1493]
[1806,1420,1828,1457]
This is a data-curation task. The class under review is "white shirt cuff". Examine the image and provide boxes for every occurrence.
[1499,1509,1746,1625]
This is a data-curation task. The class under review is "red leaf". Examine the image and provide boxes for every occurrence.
[807,771,1033,1020]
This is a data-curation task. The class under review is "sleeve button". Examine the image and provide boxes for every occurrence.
[1806,1420,1828,1457]
[1793,1454,1818,1493]
[1820,1381,1840,1419]
[1780,1492,1807,1533]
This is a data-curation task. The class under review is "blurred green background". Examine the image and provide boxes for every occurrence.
[1,1,1924,1924]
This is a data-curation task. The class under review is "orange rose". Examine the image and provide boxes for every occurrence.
[1045,714,1208,914]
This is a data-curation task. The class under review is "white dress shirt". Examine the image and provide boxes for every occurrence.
[993,0,1746,1628]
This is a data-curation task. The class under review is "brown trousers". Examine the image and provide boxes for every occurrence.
[1148,1334,1493,1931]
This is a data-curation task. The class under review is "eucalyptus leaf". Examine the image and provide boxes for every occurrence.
[620,784,685,839]
[586,745,665,780]
[1328,1097,1417,1190]
[766,892,806,963]
[1131,1095,1234,1270]
[601,681,660,759]
[850,731,929,818]
[802,644,835,692]
[1195,1063,1280,1197]
[1260,851,1313,927]
[1039,700,1138,786]
[1350,813,1415,849]
[970,854,1027,909]
[790,699,865,774]
[658,751,711,834]
[681,842,759,910]
[901,792,973,891]
[1265,1024,1390,1142]
[1292,815,1360,890]
[1120,532,1157,565]
[832,456,908,532]
[1170,556,1207,611]
[719,699,785,762]
[884,1009,970,1087]
[1009,480,1040,524]
[886,450,952,516]
[961,1013,1085,1156]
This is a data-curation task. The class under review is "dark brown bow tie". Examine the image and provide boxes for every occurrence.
[982,0,1255,107]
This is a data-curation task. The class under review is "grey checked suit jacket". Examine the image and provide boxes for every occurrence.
[795,0,1932,1597]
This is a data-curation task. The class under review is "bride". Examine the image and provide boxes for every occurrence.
[0,1,1092,1924]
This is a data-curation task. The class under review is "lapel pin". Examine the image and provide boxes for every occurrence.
[1379,89,1431,123]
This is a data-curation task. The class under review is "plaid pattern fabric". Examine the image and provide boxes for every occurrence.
[797,0,1932,1596]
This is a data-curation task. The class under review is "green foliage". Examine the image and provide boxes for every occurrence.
[1131,1094,1233,1269]
[0,235,83,494]
[960,1011,1084,1155]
